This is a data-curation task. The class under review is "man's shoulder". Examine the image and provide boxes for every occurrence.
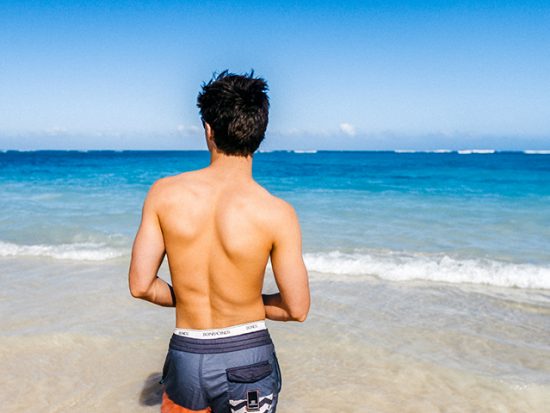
[149,171,202,193]
[147,175,173,199]
[268,193,296,215]
[145,172,198,206]
[255,188,298,224]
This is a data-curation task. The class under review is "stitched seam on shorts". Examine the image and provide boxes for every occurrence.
[199,353,204,388]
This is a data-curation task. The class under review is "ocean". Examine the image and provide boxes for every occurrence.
[1,150,549,412]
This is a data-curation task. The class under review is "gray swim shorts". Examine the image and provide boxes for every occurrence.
[160,321,282,413]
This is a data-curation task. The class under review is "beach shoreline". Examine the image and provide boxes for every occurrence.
[1,256,549,412]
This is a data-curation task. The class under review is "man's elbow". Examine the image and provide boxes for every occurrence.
[288,304,309,322]
[291,312,308,322]
[129,280,150,300]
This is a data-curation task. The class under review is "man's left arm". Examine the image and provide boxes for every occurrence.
[128,181,175,307]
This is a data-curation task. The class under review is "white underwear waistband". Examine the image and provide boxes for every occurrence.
[173,320,266,340]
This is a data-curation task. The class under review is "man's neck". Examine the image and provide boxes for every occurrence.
[208,150,253,178]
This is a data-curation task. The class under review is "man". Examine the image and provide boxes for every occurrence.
[129,71,310,413]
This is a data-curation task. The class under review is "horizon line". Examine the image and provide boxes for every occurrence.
[2,149,550,154]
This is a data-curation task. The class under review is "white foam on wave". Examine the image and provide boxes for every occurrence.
[524,150,550,155]
[395,149,453,154]
[303,250,550,290]
[293,149,318,153]
[458,149,496,155]
[0,241,124,261]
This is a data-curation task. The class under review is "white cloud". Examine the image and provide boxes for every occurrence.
[176,124,201,135]
[339,122,356,136]
[273,127,330,137]
[45,127,69,136]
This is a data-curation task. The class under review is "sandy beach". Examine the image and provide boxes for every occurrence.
[1,256,549,412]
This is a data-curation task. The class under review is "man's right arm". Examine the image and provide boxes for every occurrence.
[263,201,310,322]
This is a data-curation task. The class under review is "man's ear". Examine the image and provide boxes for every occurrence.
[204,122,214,140]
[203,121,217,151]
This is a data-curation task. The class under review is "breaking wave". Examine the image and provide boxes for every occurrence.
[0,241,125,261]
[303,250,550,289]
[3,239,549,290]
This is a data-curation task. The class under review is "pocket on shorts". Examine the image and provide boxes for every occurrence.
[226,360,277,412]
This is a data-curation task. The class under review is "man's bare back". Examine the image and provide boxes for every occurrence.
[156,160,301,328]
[129,154,309,329]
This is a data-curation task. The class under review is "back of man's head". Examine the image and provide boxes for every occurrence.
[197,70,269,157]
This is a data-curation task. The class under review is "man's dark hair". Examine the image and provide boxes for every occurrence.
[197,70,269,157]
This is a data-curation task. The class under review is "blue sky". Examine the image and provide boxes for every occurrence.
[1,0,549,150]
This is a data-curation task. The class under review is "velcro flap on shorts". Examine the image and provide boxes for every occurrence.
[226,360,273,383]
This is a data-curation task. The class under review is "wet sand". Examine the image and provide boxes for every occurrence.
[1,257,549,412]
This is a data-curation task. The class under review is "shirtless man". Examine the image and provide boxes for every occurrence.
[128,71,310,413]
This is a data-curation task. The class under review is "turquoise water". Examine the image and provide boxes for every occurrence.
[1,150,549,288]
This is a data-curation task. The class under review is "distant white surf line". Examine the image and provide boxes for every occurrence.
[524,150,550,155]
[302,250,550,290]
[293,149,318,153]
[458,149,496,154]
[0,241,124,261]
[394,149,453,153]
